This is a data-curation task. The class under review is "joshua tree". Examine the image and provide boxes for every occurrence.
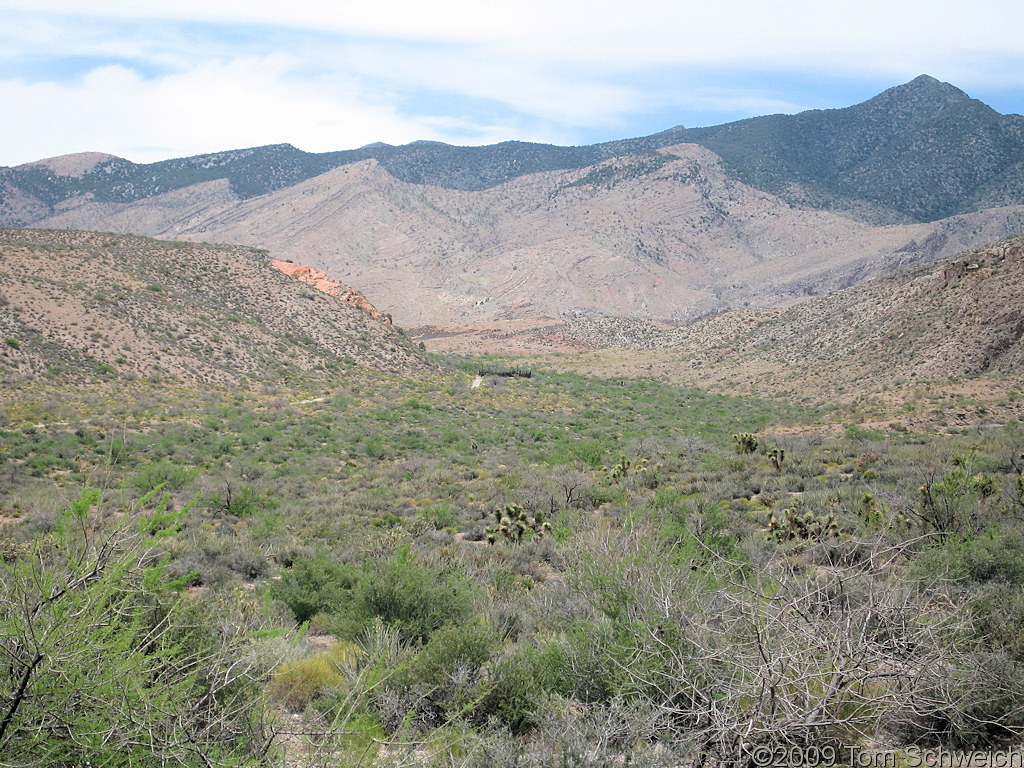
[733,433,759,454]
[486,503,551,544]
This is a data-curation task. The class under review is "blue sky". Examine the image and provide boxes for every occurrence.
[1,0,1022,166]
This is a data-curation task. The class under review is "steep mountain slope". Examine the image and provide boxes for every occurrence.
[688,76,1024,223]
[0,228,425,386]
[27,143,1024,326]
[1,77,1021,227]
[693,234,1024,385]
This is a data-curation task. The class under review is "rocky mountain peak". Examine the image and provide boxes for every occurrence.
[864,74,981,116]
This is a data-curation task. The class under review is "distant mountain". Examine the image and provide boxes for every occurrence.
[686,76,1024,223]
[2,76,1022,226]
[0,229,426,386]
[22,142,1024,326]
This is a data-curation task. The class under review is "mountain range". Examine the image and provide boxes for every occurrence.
[2,75,1024,327]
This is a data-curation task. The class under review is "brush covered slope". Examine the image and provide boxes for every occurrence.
[504,235,1024,408]
[0,228,426,386]
[696,234,1024,387]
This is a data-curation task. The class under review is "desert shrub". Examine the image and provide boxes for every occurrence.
[408,619,496,689]
[911,528,1024,587]
[417,502,458,530]
[968,583,1024,662]
[203,481,271,518]
[270,556,361,623]
[686,505,745,563]
[0,488,277,765]
[163,551,206,587]
[386,619,498,728]
[533,621,618,704]
[473,646,550,734]
[567,439,605,468]
[225,546,270,580]
[131,462,196,493]
[889,651,1024,748]
[347,548,474,643]
[274,544,317,569]
[561,481,610,510]
[268,641,361,712]
[914,462,1001,539]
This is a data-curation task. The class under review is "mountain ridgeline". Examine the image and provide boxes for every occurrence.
[3,76,1022,226]
[687,76,1024,223]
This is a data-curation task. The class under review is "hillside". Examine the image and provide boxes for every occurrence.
[688,76,1024,222]
[415,235,1024,417]
[717,235,1023,373]
[1,76,1021,228]
[668,233,1024,403]
[0,228,426,386]
[23,142,1024,326]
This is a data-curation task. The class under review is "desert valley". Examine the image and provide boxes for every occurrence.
[1,75,1024,767]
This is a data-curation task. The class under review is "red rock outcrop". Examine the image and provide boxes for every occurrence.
[271,260,392,324]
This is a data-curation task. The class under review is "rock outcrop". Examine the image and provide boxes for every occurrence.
[271,260,392,324]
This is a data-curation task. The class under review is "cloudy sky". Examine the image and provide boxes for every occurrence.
[1,0,1022,167]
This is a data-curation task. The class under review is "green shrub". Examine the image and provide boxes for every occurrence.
[0,487,275,765]
[474,647,548,735]
[131,461,197,493]
[968,583,1024,662]
[916,465,999,538]
[417,503,457,530]
[269,641,361,712]
[912,529,1024,587]
[349,549,474,643]
[270,557,361,623]
[410,620,496,689]
[532,624,617,704]
[392,620,498,726]
[206,483,269,517]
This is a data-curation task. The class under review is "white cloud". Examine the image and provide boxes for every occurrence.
[5,0,1023,75]
[341,42,643,126]
[0,56,496,164]
[0,0,1021,164]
